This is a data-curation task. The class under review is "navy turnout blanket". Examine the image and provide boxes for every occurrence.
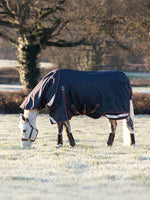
[20,69,132,124]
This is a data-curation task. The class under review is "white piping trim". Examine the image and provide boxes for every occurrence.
[50,116,57,124]
[47,95,55,107]
[105,113,129,119]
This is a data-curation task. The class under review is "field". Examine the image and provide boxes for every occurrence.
[0,114,150,200]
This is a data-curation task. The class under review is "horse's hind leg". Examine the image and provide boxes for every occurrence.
[56,122,63,148]
[126,116,136,145]
[64,121,75,147]
[123,100,136,146]
[107,119,117,146]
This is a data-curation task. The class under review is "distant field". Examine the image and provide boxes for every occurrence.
[0,114,150,200]
[0,84,150,94]
[0,60,150,86]
[0,59,54,68]
[125,72,150,79]
[125,72,150,87]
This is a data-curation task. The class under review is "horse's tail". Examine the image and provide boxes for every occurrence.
[123,100,134,146]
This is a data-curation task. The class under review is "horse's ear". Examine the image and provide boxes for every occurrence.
[20,113,26,121]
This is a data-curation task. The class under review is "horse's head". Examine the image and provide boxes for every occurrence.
[19,114,38,148]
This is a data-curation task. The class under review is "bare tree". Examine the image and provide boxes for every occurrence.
[0,0,87,90]
[47,0,150,72]
[0,0,149,88]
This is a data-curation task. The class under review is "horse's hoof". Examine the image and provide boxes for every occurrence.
[106,143,112,147]
[70,144,75,148]
[106,145,112,147]
[132,143,137,147]
[70,141,75,147]
[56,144,63,148]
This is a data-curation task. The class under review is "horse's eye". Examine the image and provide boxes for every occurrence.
[23,130,26,133]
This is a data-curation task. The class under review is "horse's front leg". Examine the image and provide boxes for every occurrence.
[107,119,117,146]
[56,122,63,148]
[64,121,75,147]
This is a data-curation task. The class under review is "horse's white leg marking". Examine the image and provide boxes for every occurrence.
[107,119,117,146]
[123,118,131,146]
[64,121,75,147]
[123,100,136,146]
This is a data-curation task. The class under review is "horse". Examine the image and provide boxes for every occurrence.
[19,69,136,148]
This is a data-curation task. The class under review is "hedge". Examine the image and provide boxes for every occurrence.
[0,91,150,114]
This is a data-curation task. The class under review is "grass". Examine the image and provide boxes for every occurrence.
[0,114,150,200]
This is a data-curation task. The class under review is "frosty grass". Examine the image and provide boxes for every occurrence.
[0,114,150,200]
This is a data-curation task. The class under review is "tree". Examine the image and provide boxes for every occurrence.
[47,0,150,72]
[87,0,150,71]
[0,0,149,86]
[0,0,87,90]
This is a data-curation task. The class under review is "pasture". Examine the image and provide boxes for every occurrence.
[0,114,150,200]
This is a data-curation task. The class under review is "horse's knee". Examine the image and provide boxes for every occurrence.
[109,119,117,133]
[64,121,71,133]
[126,116,134,132]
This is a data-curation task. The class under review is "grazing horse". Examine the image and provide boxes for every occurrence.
[19,69,136,148]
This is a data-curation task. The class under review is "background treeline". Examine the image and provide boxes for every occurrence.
[0,0,149,72]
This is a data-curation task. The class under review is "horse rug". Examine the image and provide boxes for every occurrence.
[20,69,132,124]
